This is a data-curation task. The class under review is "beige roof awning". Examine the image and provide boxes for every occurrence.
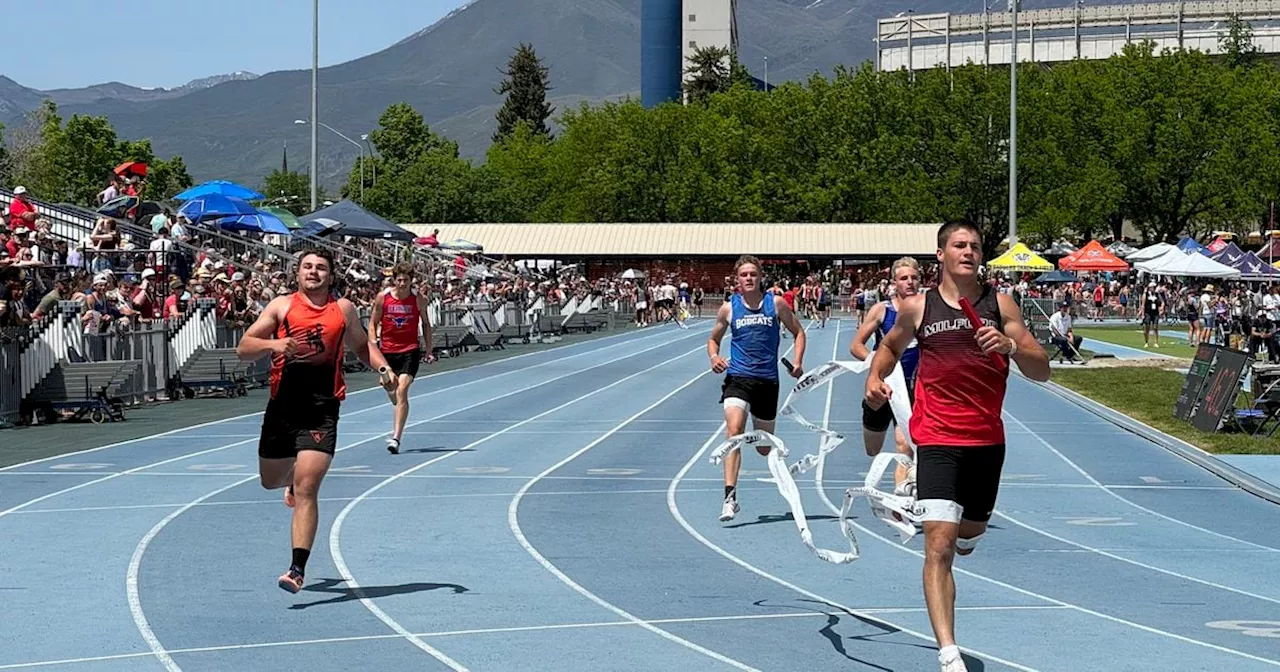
[403,223,940,257]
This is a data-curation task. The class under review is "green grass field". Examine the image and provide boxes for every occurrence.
[1050,367,1276,455]
[1074,325,1200,359]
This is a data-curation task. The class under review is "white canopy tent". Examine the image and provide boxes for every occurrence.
[1126,242,1176,262]
[1134,247,1241,278]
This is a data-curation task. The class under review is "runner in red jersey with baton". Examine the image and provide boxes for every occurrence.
[864,220,1050,672]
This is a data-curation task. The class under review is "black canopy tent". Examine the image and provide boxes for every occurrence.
[299,200,414,242]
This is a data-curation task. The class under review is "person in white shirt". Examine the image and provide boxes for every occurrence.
[1265,286,1280,323]
[1049,301,1084,362]
[1199,286,1217,345]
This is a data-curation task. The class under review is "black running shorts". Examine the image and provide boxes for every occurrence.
[384,348,422,378]
[258,400,340,459]
[915,444,1006,523]
[861,383,915,433]
[720,374,780,422]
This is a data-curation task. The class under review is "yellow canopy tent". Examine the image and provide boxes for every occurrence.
[986,242,1054,272]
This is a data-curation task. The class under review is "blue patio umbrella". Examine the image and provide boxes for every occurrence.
[174,180,265,201]
[212,211,291,235]
[177,194,258,223]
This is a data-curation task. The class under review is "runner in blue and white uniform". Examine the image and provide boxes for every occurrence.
[708,254,807,522]
[850,257,921,494]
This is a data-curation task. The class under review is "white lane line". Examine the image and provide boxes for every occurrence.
[329,332,709,671]
[508,366,765,672]
[0,439,258,520]
[0,471,1241,492]
[0,607,1067,670]
[799,364,1280,667]
[123,328,703,672]
[0,326,667,473]
[127,476,255,672]
[0,329,681,521]
[1003,407,1280,553]
[667,426,1042,672]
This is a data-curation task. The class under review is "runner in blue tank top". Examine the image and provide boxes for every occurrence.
[850,257,922,495]
[708,255,807,522]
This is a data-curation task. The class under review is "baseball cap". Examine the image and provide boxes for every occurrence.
[13,186,26,195]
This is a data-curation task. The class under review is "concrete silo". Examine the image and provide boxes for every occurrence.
[641,0,683,107]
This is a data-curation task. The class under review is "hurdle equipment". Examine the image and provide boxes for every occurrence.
[709,359,923,564]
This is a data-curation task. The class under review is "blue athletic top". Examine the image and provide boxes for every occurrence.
[727,293,781,381]
[874,300,919,383]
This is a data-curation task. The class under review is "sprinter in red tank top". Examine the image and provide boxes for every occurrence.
[367,262,435,454]
[237,248,396,595]
[864,220,1050,672]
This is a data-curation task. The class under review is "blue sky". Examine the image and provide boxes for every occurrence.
[9,0,469,90]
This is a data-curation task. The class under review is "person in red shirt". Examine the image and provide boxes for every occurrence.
[236,249,396,594]
[7,187,37,231]
[367,262,434,454]
[865,220,1049,672]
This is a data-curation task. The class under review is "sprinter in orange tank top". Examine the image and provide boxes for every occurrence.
[367,262,435,455]
[864,220,1050,672]
[237,248,396,594]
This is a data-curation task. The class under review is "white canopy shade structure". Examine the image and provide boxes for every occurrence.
[1134,247,1241,278]
[1126,242,1177,262]
[618,268,648,279]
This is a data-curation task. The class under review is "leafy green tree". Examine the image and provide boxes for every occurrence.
[493,43,554,142]
[1220,14,1260,70]
[262,169,321,214]
[344,103,482,223]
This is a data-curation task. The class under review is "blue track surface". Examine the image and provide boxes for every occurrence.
[2,319,1279,671]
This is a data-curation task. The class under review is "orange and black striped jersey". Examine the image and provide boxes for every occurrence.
[269,292,347,406]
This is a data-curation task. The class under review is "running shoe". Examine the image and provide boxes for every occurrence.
[278,568,304,594]
[719,496,740,522]
[386,437,400,455]
[939,648,968,672]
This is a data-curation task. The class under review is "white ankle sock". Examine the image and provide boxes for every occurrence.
[938,645,960,660]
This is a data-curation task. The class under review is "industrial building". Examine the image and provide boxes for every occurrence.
[877,0,1280,72]
[641,0,739,106]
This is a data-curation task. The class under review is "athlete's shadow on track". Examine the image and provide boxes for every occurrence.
[757,599,985,671]
[289,578,469,610]
[724,513,838,529]
[400,447,474,454]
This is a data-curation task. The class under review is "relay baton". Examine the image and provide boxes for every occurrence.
[782,357,797,376]
[958,297,1004,366]
[378,366,397,403]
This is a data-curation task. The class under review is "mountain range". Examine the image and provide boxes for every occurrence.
[1,0,1051,189]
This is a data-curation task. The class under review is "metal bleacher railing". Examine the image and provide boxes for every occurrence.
[1,187,617,425]
[1,288,617,425]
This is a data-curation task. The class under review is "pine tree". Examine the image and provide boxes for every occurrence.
[682,46,734,104]
[494,43,554,143]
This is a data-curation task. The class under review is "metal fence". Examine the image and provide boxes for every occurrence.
[0,329,23,424]
[2,296,628,427]
[81,323,173,404]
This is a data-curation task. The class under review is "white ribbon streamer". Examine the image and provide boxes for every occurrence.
[709,359,923,564]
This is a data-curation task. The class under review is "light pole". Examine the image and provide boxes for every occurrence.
[310,0,318,212]
[296,119,366,201]
[1008,0,1019,247]
[362,134,375,186]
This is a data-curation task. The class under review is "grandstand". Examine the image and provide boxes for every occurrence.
[0,188,609,427]
[1,182,935,428]
[876,0,1280,72]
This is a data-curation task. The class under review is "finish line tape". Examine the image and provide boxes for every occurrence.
[709,360,924,564]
